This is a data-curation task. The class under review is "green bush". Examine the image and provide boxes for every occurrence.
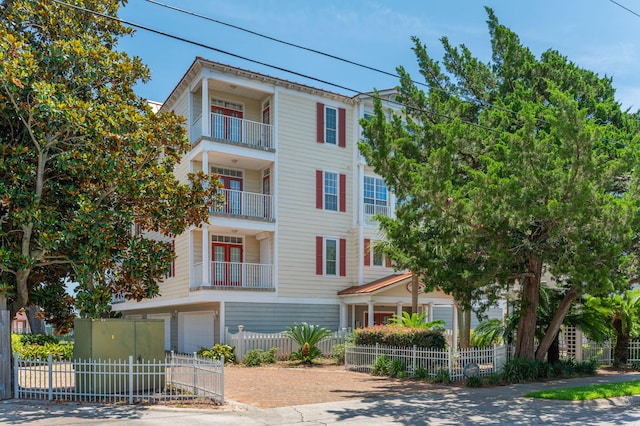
[386,358,405,378]
[331,343,345,365]
[486,372,503,385]
[502,358,537,383]
[242,347,278,367]
[353,326,446,349]
[197,344,236,364]
[11,334,23,354]
[433,368,451,384]
[18,342,73,361]
[285,323,333,365]
[466,376,483,388]
[20,334,59,346]
[371,355,388,376]
[414,367,429,380]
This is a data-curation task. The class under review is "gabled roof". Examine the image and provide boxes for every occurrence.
[338,272,413,295]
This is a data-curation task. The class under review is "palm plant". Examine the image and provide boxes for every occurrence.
[387,311,445,331]
[285,322,333,364]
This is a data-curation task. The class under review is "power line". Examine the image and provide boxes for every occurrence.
[609,0,640,19]
[145,0,526,120]
[49,0,503,134]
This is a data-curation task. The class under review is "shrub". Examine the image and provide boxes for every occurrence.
[18,342,73,361]
[20,334,58,346]
[11,334,23,354]
[466,376,483,388]
[386,358,405,378]
[371,355,388,376]
[486,372,503,385]
[285,323,333,365]
[353,326,446,349]
[414,367,429,381]
[502,358,537,383]
[243,347,278,367]
[197,344,236,364]
[433,368,451,384]
[331,343,345,365]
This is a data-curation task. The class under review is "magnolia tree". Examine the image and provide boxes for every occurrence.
[360,8,640,360]
[0,0,222,332]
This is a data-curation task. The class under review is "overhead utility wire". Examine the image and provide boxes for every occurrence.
[146,0,523,119]
[50,0,502,134]
[609,0,640,19]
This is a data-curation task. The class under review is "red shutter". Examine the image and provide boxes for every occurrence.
[339,238,346,277]
[316,102,324,143]
[316,170,323,209]
[316,236,323,275]
[385,256,392,268]
[339,173,346,212]
[338,107,346,148]
[364,239,371,266]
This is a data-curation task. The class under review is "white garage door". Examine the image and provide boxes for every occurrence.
[179,312,215,353]
[147,314,171,351]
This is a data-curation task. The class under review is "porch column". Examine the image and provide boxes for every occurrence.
[219,302,226,344]
[351,304,356,329]
[201,78,209,137]
[451,304,458,351]
[367,302,374,327]
[427,303,433,322]
[202,224,209,285]
[396,303,403,318]
[339,303,347,330]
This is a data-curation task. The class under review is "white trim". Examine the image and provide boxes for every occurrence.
[323,104,338,145]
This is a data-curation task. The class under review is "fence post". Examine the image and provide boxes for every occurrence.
[13,352,18,399]
[48,354,53,401]
[193,352,197,395]
[128,355,134,405]
[375,343,379,359]
[448,346,453,379]
[412,345,417,375]
[220,355,224,403]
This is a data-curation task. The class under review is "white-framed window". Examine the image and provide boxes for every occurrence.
[325,106,337,145]
[324,172,338,211]
[372,245,384,267]
[316,236,346,277]
[325,238,338,276]
[364,176,387,207]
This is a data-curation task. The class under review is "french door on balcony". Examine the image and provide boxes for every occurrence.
[212,105,243,142]
[212,241,243,286]
[219,175,243,215]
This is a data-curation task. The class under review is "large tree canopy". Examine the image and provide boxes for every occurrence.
[360,8,640,360]
[0,0,221,332]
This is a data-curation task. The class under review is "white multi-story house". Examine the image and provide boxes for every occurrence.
[114,58,485,353]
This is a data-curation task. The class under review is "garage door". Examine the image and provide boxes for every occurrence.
[148,314,171,351]
[179,312,215,353]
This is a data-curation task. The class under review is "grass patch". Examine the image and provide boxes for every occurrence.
[526,380,640,401]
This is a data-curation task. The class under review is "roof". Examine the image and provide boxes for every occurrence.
[338,272,413,295]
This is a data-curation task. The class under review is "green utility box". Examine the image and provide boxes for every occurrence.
[73,319,165,394]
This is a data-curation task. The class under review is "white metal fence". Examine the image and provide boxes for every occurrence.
[345,344,507,381]
[226,329,347,362]
[14,352,223,404]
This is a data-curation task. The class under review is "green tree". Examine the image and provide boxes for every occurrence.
[0,0,222,329]
[586,290,640,365]
[284,322,333,365]
[360,8,640,360]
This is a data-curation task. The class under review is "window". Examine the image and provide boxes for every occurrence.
[316,236,346,276]
[316,103,346,147]
[166,240,176,278]
[364,176,388,218]
[316,170,346,212]
[364,238,391,268]
[372,246,384,266]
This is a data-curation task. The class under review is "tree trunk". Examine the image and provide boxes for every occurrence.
[25,305,46,335]
[411,273,418,314]
[547,332,560,364]
[458,306,472,349]
[514,254,543,360]
[0,295,12,400]
[535,285,580,361]
[613,318,629,365]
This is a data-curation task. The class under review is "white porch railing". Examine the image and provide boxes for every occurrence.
[14,352,223,404]
[206,261,273,289]
[210,188,273,220]
[364,203,390,224]
[210,113,273,149]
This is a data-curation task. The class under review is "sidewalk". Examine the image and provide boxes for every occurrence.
[1,371,640,425]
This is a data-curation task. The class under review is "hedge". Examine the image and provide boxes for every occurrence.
[353,326,446,349]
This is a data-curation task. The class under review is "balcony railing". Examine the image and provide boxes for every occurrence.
[207,113,273,149]
[364,203,390,224]
[210,188,273,220]
[202,261,273,289]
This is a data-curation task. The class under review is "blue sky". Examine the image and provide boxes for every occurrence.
[118,0,640,110]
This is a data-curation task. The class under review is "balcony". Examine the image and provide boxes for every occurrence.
[191,113,273,150]
[191,262,274,290]
[210,188,273,221]
[364,203,390,225]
